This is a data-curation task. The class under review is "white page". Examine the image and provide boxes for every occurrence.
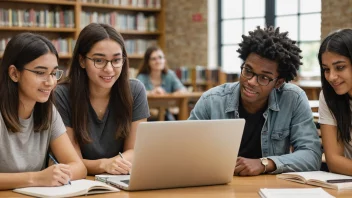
[260,188,335,198]
[14,179,119,197]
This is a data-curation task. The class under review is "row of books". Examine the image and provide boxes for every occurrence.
[175,66,239,89]
[80,11,156,31]
[0,37,76,57]
[81,0,161,8]
[0,8,75,28]
[52,38,76,56]
[125,39,157,55]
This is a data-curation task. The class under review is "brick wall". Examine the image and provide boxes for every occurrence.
[321,0,352,39]
[164,0,208,69]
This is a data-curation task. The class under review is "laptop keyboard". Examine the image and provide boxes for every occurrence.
[121,180,130,185]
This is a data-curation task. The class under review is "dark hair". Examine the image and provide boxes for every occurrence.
[237,26,302,82]
[0,32,58,132]
[62,23,132,145]
[318,29,352,144]
[137,46,168,75]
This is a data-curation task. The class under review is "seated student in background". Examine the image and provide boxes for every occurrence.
[318,29,352,176]
[136,46,187,120]
[189,26,322,176]
[54,23,150,176]
[0,33,86,190]
[136,46,187,95]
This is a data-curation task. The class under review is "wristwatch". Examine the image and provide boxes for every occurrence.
[260,157,268,174]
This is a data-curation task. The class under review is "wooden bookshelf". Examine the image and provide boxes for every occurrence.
[0,0,165,68]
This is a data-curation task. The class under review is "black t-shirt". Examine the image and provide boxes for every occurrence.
[238,100,266,159]
[54,79,150,160]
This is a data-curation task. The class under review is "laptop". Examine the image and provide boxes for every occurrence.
[105,119,245,191]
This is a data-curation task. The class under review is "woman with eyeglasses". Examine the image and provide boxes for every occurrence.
[318,29,352,175]
[54,23,150,175]
[137,46,186,95]
[136,46,187,120]
[0,33,87,190]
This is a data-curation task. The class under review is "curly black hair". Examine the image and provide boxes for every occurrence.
[237,26,302,82]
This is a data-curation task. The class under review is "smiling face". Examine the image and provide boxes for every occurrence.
[15,53,59,106]
[239,53,283,112]
[80,39,123,91]
[148,49,165,72]
[322,51,352,97]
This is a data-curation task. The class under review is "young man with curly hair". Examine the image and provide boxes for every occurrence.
[189,26,322,176]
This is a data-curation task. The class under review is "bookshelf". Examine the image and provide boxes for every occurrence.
[175,66,239,92]
[0,0,165,70]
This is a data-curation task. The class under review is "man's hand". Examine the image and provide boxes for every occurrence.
[234,157,265,176]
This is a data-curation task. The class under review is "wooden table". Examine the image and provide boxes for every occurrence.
[2,175,352,197]
[147,92,203,120]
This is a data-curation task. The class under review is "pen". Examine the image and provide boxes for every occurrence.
[48,153,71,185]
[326,179,352,183]
[118,152,124,159]
[118,152,130,175]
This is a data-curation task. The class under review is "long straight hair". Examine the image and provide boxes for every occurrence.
[318,29,352,144]
[137,46,168,75]
[0,33,58,132]
[63,23,133,145]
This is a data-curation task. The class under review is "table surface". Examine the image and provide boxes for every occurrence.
[2,175,352,198]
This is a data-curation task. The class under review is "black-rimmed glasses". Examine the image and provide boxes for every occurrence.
[85,56,125,69]
[240,66,278,86]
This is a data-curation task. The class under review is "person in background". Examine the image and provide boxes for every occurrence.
[54,23,150,175]
[137,46,187,95]
[318,29,352,176]
[189,26,322,176]
[137,46,187,120]
[0,33,86,190]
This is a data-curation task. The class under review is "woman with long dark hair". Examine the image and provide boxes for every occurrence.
[0,33,86,190]
[318,28,352,175]
[54,23,150,175]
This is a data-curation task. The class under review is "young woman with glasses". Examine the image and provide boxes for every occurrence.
[137,46,186,95]
[54,23,150,175]
[318,29,352,175]
[136,46,187,120]
[0,33,87,190]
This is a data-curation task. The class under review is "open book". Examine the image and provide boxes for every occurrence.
[277,171,352,190]
[13,179,119,198]
[259,188,334,198]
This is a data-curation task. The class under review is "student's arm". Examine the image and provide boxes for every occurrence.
[50,133,87,180]
[0,132,86,190]
[267,91,322,174]
[321,124,352,175]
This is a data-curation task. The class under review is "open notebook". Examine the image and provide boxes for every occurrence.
[259,188,334,198]
[277,171,352,190]
[13,179,119,198]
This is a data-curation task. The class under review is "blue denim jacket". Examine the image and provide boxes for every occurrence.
[189,82,322,174]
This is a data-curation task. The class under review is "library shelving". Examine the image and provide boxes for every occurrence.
[0,0,165,70]
[175,66,240,92]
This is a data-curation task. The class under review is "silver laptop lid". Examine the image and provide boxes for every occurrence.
[127,119,245,191]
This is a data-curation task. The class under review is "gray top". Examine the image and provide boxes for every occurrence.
[54,79,150,160]
[136,70,185,93]
[0,105,66,172]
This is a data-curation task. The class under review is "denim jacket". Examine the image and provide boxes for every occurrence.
[189,82,322,174]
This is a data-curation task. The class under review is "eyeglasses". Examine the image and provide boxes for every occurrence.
[150,55,164,62]
[85,56,125,69]
[240,66,278,86]
[23,68,64,81]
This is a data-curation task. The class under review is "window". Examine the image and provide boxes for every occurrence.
[219,0,321,77]
[220,0,265,73]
